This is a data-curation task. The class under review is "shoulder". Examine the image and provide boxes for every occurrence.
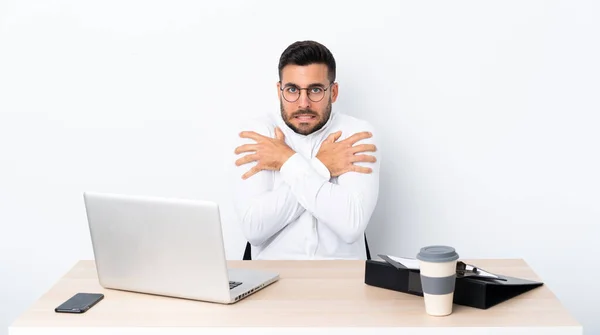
[330,113,378,141]
[235,114,278,138]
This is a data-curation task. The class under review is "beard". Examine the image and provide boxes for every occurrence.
[280,97,332,135]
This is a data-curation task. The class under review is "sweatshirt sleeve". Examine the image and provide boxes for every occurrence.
[279,123,380,244]
[233,121,307,246]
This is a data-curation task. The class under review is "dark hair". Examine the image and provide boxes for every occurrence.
[278,40,336,83]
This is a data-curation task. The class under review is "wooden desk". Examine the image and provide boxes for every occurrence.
[10,259,581,334]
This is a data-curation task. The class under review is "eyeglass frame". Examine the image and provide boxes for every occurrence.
[279,81,335,103]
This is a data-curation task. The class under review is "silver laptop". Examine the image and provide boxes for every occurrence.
[83,192,279,304]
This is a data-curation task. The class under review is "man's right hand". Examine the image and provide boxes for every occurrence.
[316,131,377,177]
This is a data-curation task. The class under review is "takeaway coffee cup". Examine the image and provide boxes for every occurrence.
[416,245,459,316]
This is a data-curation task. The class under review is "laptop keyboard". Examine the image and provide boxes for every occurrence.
[229,281,242,290]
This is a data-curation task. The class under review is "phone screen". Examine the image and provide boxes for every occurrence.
[55,293,104,313]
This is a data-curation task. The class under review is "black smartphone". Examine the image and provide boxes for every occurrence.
[54,293,104,313]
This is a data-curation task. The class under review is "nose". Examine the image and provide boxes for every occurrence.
[297,90,312,109]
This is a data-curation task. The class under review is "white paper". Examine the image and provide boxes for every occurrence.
[387,255,421,270]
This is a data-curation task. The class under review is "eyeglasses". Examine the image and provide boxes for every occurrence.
[280,82,333,103]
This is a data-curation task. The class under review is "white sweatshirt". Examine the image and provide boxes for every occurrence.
[233,110,380,260]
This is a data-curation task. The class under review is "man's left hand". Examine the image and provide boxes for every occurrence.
[235,127,295,179]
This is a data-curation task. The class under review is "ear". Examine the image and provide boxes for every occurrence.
[331,82,339,103]
[276,81,281,99]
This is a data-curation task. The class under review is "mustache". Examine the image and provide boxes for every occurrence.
[291,110,319,118]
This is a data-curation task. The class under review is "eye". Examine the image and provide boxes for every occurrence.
[285,87,298,93]
[310,87,323,94]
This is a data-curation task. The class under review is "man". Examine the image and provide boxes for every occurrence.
[233,40,380,260]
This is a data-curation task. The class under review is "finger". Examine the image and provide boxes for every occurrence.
[332,131,342,142]
[352,154,377,163]
[351,144,377,154]
[326,131,342,143]
[274,127,285,140]
[242,166,262,180]
[344,131,372,145]
[239,131,266,142]
[235,154,259,166]
[351,165,373,174]
[234,144,259,155]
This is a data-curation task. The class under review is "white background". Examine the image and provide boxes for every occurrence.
[1,0,599,333]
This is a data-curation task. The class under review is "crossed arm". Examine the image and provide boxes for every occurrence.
[233,164,307,246]
[233,125,380,246]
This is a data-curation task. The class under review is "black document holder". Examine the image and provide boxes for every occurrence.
[364,259,543,309]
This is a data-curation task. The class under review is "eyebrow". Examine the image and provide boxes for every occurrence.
[283,82,327,88]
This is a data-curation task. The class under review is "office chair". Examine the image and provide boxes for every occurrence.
[242,234,372,260]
